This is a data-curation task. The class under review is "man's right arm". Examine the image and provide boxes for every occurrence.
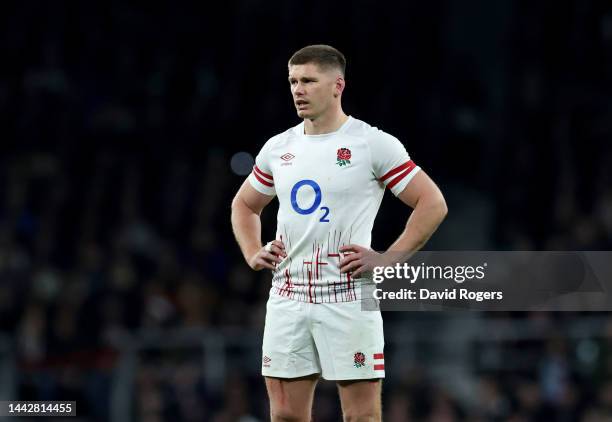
[231,180,286,270]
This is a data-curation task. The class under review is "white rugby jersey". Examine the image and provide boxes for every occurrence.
[248,116,420,303]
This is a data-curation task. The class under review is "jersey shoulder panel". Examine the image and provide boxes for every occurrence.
[343,117,376,139]
[248,124,302,196]
[266,125,297,149]
[349,118,421,196]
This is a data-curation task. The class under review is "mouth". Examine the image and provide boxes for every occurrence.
[295,100,309,109]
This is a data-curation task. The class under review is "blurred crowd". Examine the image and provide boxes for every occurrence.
[1,0,612,420]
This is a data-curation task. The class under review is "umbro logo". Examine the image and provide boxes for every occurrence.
[281,153,295,161]
[263,356,272,367]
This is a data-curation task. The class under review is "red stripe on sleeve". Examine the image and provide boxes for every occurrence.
[387,162,417,189]
[254,165,273,181]
[373,353,384,360]
[374,364,385,370]
[379,160,413,182]
[253,170,274,187]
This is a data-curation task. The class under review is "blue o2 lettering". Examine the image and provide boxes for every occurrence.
[319,206,330,222]
[290,180,330,222]
[291,180,321,214]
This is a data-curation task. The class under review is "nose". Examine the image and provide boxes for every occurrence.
[294,82,306,95]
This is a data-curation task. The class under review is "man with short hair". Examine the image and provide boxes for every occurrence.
[231,44,447,422]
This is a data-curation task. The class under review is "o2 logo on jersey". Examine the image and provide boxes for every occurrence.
[290,180,330,222]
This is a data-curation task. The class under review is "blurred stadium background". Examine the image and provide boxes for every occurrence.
[1,1,612,421]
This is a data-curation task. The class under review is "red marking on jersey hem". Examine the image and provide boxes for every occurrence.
[315,246,320,280]
[307,269,313,303]
[374,364,385,370]
[280,268,292,296]
[373,353,384,360]
[347,271,352,301]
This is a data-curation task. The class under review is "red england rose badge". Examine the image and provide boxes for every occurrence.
[336,148,351,167]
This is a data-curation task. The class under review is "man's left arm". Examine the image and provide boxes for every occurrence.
[339,170,447,276]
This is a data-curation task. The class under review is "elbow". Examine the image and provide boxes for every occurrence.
[231,194,241,212]
[439,196,448,220]
[433,193,448,224]
[231,194,248,218]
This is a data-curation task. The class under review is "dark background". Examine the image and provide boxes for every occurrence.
[0,1,611,421]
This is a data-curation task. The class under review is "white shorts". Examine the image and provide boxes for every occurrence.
[261,294,385,380]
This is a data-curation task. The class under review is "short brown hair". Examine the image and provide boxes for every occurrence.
[288,45,346,76]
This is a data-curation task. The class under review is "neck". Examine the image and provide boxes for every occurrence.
[304,107,348,135]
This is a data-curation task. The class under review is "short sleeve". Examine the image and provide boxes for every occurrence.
[248,138,276,196]
[371,131,420,196]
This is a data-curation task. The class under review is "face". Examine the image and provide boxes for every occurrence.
[288,63,343,120]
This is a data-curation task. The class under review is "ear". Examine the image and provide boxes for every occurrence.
[334,76,345,98]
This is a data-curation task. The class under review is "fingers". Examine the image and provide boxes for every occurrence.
[253,240,287,271]
[254,251,281,270]
[249,240,287,271]
[256,259,277,271]
[339,244,365,273]
[339,244,364,254]
[265,240,287,257]
[341,259,369,278]
[268,244,287,258]
[270,239,286,250]
[339,252,361,273]
[249,254,276,271]
[263,250,283,264]
[338,245,377,277]
[351,265,368,278]
[340,259,363,274]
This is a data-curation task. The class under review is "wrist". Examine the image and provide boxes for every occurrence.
[380,252,396,267]
[245,247,261,268]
